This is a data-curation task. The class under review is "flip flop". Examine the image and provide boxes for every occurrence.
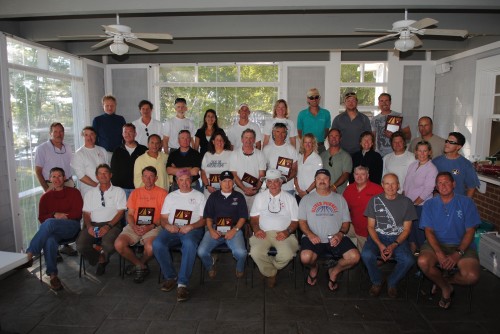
[307,264,319,286]
[438,288,454,310]
[328,279,339,292]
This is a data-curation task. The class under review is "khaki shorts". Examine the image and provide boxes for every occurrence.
[120,224,161,245]
[421,242,479,260]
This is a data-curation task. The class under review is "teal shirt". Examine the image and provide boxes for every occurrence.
[297,107,331,143]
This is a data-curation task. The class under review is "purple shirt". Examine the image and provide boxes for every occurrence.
[403,160,438,205]
[34,140,73,179]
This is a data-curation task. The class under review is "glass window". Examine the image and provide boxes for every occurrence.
[159,66,196,82]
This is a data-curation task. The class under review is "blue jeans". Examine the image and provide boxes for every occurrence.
[361,234,415,288]
[26,218,80,275]
[153,228,203,286]
[197,230,247,273]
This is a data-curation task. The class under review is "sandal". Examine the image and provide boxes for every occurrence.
[133,266,150,284]
[307,264,318,286]
[328,279,339,291]
[438,288,454,310]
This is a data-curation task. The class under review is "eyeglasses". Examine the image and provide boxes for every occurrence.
[100,190,105,207]
[268,196,282,214]
[53,144,67,154]
[445,139,459,145]
[145,128,149,137]
[328,156,334,167]
[308,95,320,100]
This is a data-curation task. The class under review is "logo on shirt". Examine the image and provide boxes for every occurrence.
[457,210,463,219]
[451,168,460,175]
[311,201,338,216]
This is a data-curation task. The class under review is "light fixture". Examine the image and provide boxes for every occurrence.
[394,38,415,52]
[109,36,129,55]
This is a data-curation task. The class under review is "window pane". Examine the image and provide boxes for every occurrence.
[341,64,361,83]
[159,66,196,82]
[48,53,72,74]
[363,63,386,83]
[198,66,217,82]
[240,65,278,82]
[218,65,238,82]
[7,39,38,67]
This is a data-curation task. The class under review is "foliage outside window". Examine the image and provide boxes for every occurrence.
[340,63,388,116]
[158,64,279,129]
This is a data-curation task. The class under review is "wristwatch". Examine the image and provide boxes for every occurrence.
[106,223,113,229]
[286,227,293,235]
[456,249,465,257]
[235,227,240,232]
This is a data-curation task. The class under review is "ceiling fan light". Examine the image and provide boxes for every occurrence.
[109,41,129,55]
[394,38,415,52]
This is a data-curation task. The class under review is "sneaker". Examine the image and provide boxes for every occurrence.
[60,245,77,256]
[50,276,63,291]
[177,286,189,302]
[388,286,398,298]
[96,262,108,276]
[369,284,382,297]
[133,266,150,284]
[161,279,177,292]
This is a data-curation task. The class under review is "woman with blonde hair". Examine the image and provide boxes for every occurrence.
[263,99,297,148]
[294,133,323,203]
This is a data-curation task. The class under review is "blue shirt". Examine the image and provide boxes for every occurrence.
[203,190,248,227]
[297,107,331,143]
[420,194,480,245]
[92,113,126,152]
[432,155,480,196]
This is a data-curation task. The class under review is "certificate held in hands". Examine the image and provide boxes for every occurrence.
[137,207,154,225]
[209,174,221,189]
[385,115,403,133]
[174,209,192,227]
[276,156,293,177]
[216,217,232,235]
[242,172,258,187]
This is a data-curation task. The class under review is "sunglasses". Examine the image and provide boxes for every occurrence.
[445,139,459,145]
[100,190,105,207]
[308,95,320,100]
[344,92,357,98]
[145,128,149,137]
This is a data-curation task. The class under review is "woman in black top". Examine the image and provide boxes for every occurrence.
[193,109,225,157]
[350,131,383,184]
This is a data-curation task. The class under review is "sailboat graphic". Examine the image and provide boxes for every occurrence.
[374,197,402,236]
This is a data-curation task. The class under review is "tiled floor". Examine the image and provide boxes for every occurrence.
[0,252,498,334]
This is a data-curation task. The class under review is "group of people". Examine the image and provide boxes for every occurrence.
[23,89,482,308]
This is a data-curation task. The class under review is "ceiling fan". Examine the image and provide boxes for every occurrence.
[356,10,468,52]
[59,14,173,55]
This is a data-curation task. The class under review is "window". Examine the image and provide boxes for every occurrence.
[339,62,388,116]
[157,63,279,129]
[7,37,84,249]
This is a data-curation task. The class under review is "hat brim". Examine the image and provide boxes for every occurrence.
[260,176,287,183]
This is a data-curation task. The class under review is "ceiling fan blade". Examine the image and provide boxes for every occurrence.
[91,38,114,49]
[422,28,468,38]
[410,18,438,30]
[58,35,108,40]
[134,32,173,40]
[410,34,423,47]
[355,28,393,33]
[102,25,120,34]
[359,33,399,47]
[127,38,159,51]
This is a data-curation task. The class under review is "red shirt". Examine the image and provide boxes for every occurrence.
[38,187,83,223]
[343,181,383,237]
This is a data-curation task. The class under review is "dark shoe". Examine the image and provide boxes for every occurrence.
[60,245,77,256]
[177,286,190,302]
[388,286,398,298]
[133,266,150,284]
[369,284,382,297]
[267,274,277,288]
[19,257,34,269]
[161,279,177,292]
[208,255,217,279]
[96,262,108,276]
[125,264,135,276]
[50,276,63,291]
[56,251,64,263]
[235,270,245,279]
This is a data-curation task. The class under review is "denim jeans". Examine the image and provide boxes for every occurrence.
[26,218,80,275]
[361,234,415,288]
[197,230,248,273]
[153,227,204,286]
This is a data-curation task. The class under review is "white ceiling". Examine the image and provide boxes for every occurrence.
[1,0,499,60]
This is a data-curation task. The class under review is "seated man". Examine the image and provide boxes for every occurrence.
[114,166,168,283]
[299,169,360,291]
[249,169,299,288]
[361,173,417,298]
[418,172,481,309]
[153,169,206,302]
[25,167,83,290]
[76,164,126,275]
[197,171,248,279]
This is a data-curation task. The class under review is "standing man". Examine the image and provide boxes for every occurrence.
[382,131,415,193]
[408,116,445,158]
[226,103,263,150]
[331,92,372,156]
[153,169,206,302]
[418,172,481,309]
[230,129,266,212]
[299,169,360,291]
[320,128,352,194]
[111,123,147,199]
[297,88,331,154]
[92,95,126,158]
[197,171,248,279]
[134,134,169,191]
[114,166,168,283]
[25,167,83,290]
[34,122,76,256]
[71,126,108,197]
[163,97,195,153]
[361,173,417,298]
[343,166,384,250]
[132,100,164,147]
[249,169,299,288]
[76,164,126,275]
[432,132,480,197]
[263,123,299,195]
[371,93,411,157]
[166,130,202,192]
